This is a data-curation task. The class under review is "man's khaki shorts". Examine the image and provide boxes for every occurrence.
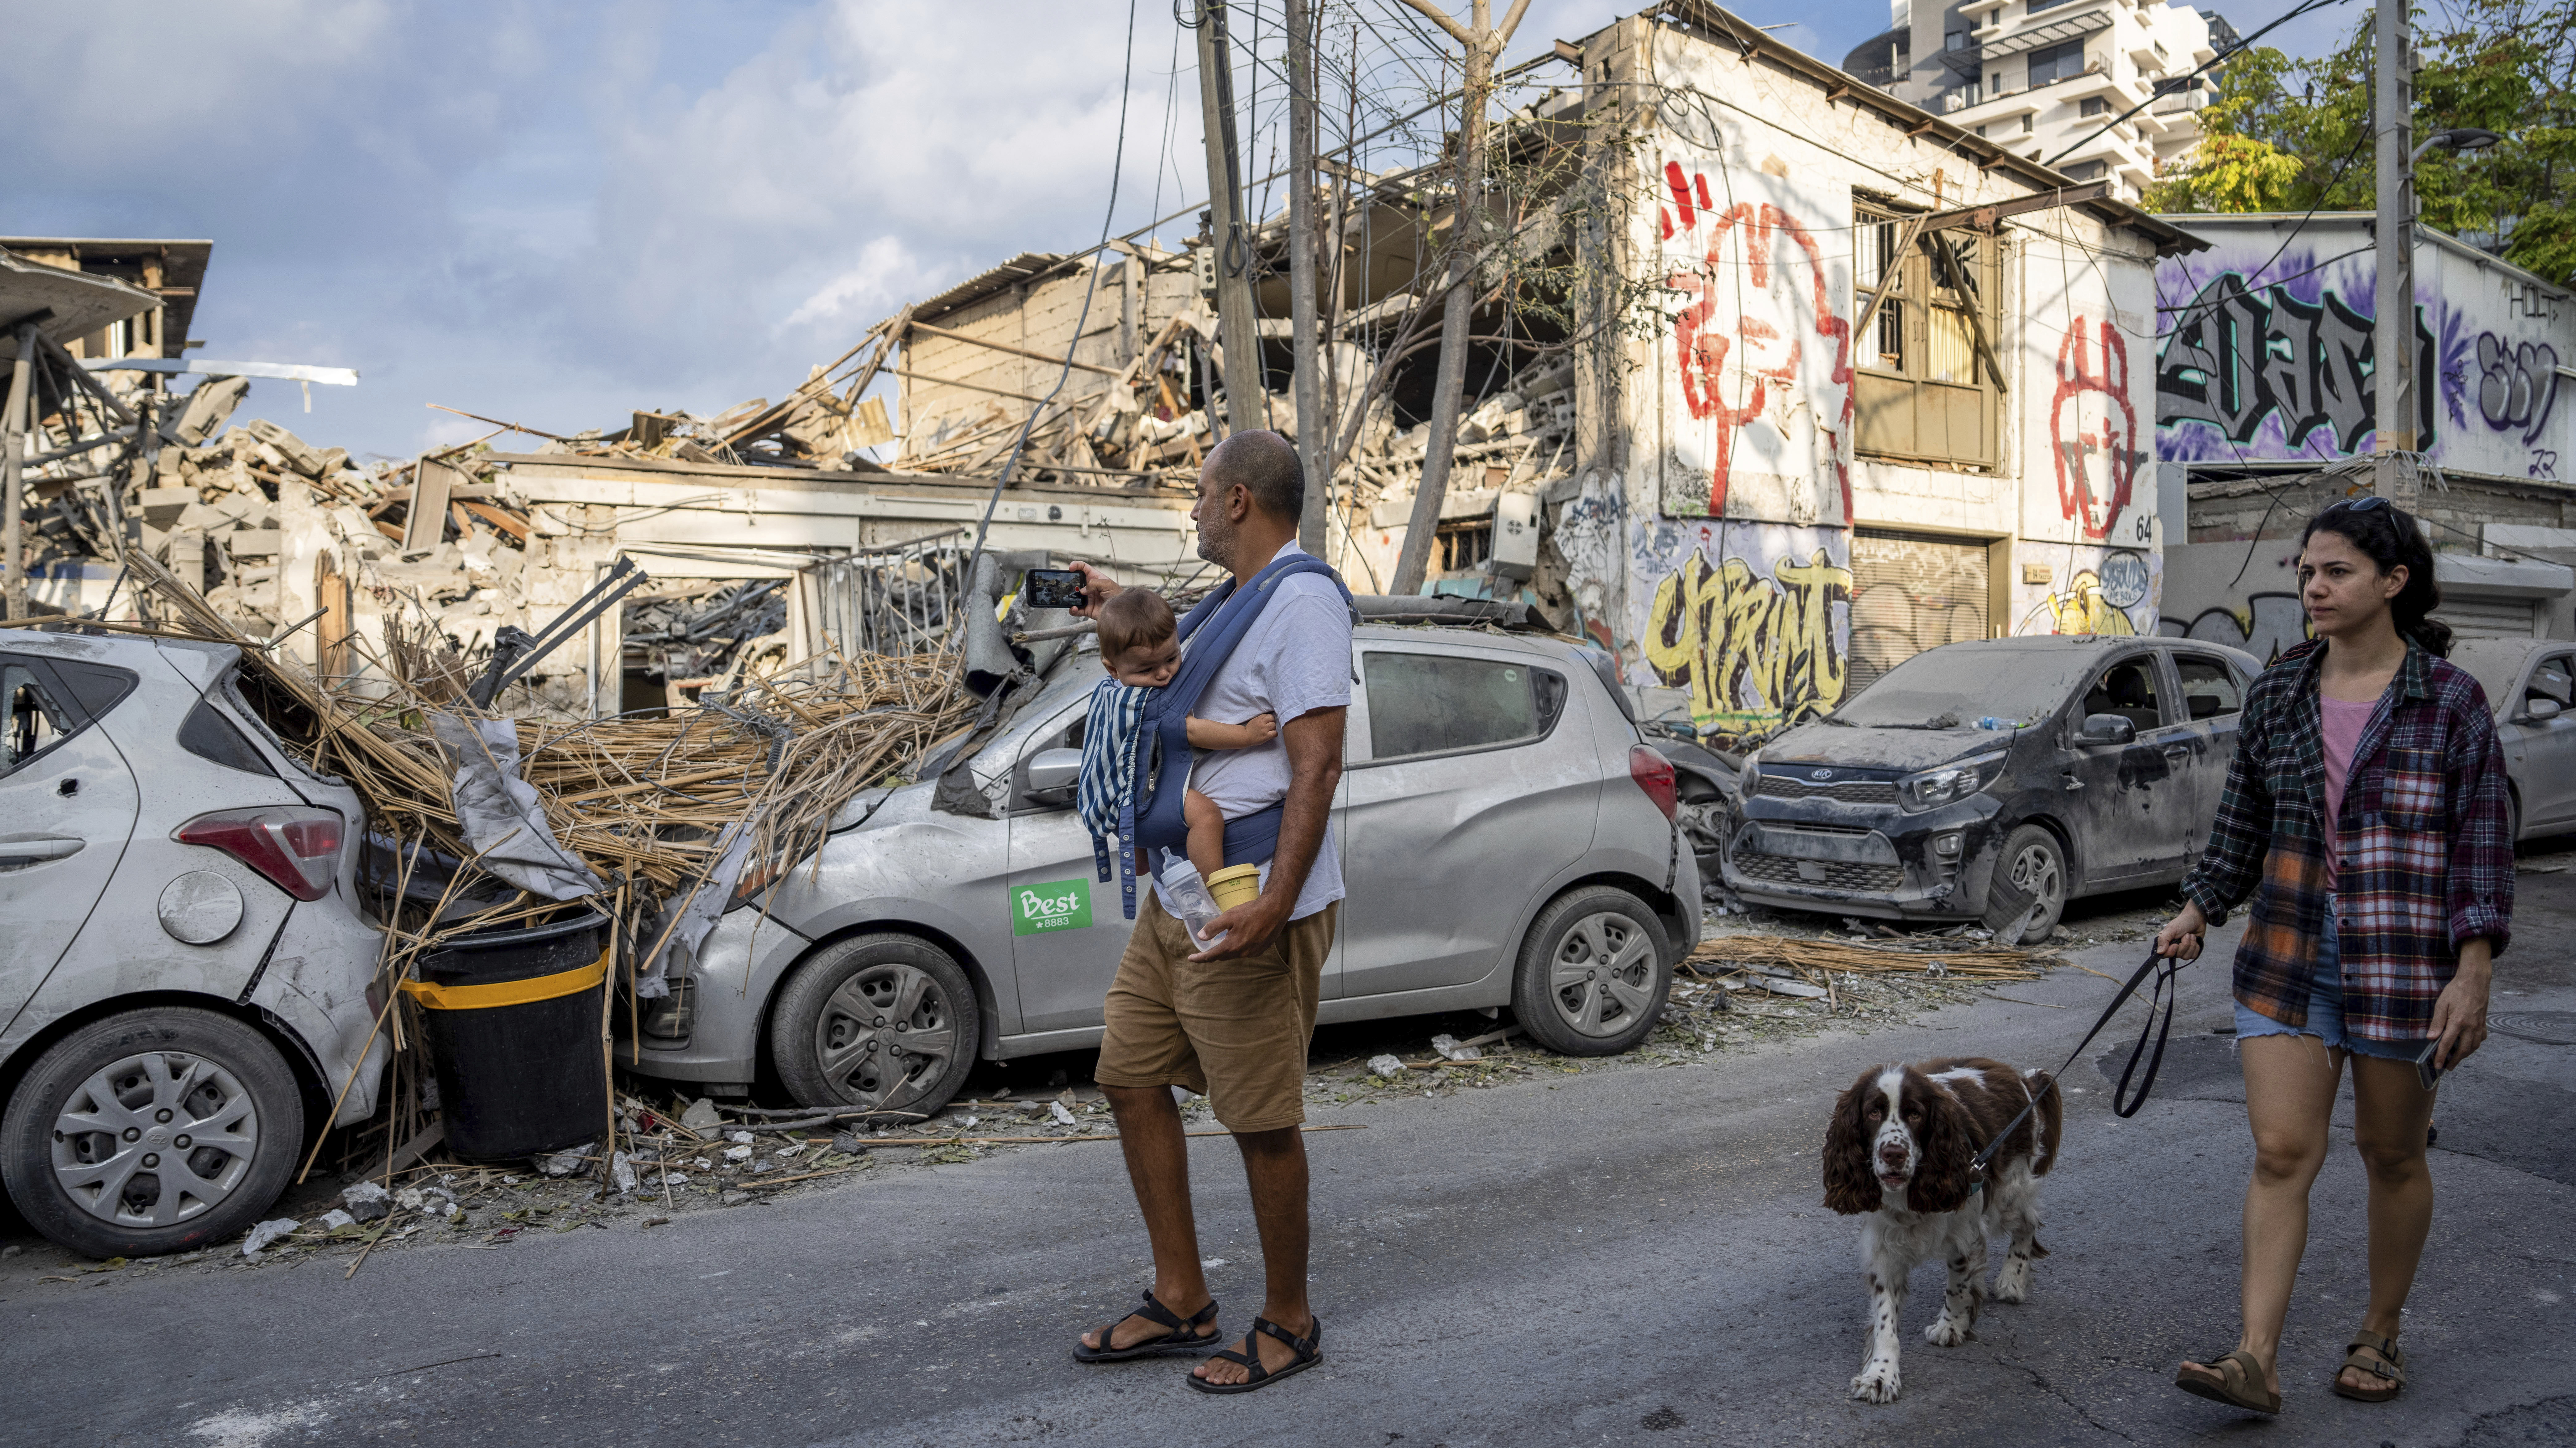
[1095,894,1339,1133]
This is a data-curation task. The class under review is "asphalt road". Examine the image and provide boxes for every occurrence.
[8,867,2574,1448]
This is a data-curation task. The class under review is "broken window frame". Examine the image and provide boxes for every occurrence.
[1851,199,2004,471]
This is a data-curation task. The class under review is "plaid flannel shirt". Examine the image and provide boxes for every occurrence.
[2180,637,2513,1043]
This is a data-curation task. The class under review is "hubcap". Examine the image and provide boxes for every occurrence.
[50,1050,260,1229]
[2008,842,2065,929]
[1548,912,1657,1039]
[813,963,959,1112]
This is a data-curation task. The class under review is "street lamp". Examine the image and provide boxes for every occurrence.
[2413,126,2505,163]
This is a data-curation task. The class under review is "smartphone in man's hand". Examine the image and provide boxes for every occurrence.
[1025,568,1087,610]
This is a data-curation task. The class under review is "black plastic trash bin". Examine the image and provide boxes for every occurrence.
[400,910,610,1161]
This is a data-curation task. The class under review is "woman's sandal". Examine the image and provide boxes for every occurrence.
[2333,1330,2405,1402]
[1071,1290,1221,1363]
[1184,1315,1323,1395]
[2174,1349,2281,1414]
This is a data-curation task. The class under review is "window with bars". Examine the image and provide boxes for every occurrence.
[1851,200,2004,469]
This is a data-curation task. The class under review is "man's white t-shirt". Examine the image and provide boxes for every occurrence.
[1159,540,1352,922]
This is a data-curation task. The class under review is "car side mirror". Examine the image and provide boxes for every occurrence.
[2075,712,2137,746]
[2527,696,2566,723]
[1023,747,1082,804]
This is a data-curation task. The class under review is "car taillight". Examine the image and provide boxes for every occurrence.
[175,807,344,901]
[1629,745,1678,822]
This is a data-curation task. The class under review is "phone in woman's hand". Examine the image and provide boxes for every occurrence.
[2414,1037,2446,1092]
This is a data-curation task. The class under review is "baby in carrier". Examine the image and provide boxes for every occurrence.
[1075,587,1277,887]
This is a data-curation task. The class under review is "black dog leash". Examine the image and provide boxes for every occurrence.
[1969,948,2188,1182]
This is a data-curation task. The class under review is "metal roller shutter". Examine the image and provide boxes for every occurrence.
[1847,529,1990,698]
[2433,594,2540,640]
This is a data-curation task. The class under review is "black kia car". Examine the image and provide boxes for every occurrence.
[1722,636,2262,941]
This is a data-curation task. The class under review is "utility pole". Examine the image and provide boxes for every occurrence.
[1286,0,1328,555]
[1192,0,1264,439]
[2372,0,2417,504]
[0,325,33,621]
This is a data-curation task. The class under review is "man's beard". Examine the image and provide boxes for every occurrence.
[1195,516,1235,570]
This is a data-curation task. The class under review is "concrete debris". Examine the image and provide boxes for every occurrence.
[723,1144,753,1163]
[539,1142,596,1178]
[1749,977,1829,999]
[611,1150,639,1196]
[341,1181,392,1223]
[1429,1033,1483,1062]
[1049,1101,1078,1127]
[318,1209,357,1232]
[680,1099,723,1131]
[727,1130,753,1145]
[1367,1054,1405,1078]
[830,1134,869,1156]
[718,1189,751,1206]
[240,1218,301,1256]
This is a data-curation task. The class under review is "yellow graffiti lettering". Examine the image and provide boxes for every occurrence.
[2021,570,2137,637]
[1643,546,1852,731]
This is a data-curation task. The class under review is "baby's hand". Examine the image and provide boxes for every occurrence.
[1243,712,1278,745]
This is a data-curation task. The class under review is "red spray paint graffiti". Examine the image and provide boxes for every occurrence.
[2049,320,2141,542]
[1662,162,1853,522]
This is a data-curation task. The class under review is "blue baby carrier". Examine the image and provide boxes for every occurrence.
[1103,550,1351,919]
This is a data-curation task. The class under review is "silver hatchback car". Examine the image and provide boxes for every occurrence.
[628,623,1700,1115]
[1,630,388,1258]
[2451,636,2576,843]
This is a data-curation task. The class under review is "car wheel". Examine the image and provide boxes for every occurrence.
[772,935,980,1117]
[0,1007,303,1260]
[1983,824,2068,944]
[1511,886,1672,1057]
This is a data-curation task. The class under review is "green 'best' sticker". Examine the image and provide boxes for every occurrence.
[1011,879,1093,935]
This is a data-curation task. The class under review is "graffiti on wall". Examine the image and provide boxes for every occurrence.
[2157,593,2311,663]
[2051,321,2148,542]
[2155,271,2439,457]
[1631,518,1851,732]
[2018,547,2157,637]
[1657,160,1853,523]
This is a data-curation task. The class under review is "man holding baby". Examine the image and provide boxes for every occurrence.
[1064,430,1350,1395]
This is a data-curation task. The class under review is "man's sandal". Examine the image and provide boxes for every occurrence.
[1071,1290,1221,1363]
[2174,1349,2280,1414]
[2333,1330,2405,1402]
[1184,1315,1323,1395]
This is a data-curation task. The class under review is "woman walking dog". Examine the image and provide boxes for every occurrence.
[2155,496,2513,1415]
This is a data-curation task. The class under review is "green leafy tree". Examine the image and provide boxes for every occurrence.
[2150,0,2576,282]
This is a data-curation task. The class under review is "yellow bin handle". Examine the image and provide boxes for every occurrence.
[397,948,611,1011]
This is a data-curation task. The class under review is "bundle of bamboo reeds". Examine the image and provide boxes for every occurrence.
[1687,934,2044,982]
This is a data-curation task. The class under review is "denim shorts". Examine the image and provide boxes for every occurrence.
[2233,894,2432,1064]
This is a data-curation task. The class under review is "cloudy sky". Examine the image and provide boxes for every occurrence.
[2,1,2349,462]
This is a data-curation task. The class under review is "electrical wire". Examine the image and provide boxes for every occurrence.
[964,0,1139,580]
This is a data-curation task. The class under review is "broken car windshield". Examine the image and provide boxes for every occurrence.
[1829,648,2091,729]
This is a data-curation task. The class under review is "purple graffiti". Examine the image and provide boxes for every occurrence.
[2156,272,2437,455]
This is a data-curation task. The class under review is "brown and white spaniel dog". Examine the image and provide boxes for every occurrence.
[1822,1057,2064,1403]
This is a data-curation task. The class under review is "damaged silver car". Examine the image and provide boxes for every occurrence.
[0,631,388,1257]
[626,621,1700,1117]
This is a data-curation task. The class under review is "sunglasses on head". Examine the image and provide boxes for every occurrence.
[2322,496,2392,514]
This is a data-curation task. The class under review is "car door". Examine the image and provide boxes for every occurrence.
[2060,650,2187,884]
[2507,651,2576,830]
[1338,643,1596,1000]
[2164,650,2249,869]
[0,655,142,1031]
[1003,696,1356,1033]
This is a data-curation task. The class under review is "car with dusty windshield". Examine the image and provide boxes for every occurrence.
[624,617,1699,1117]
[1722,636,2260,941]
[1,629,388,1259]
